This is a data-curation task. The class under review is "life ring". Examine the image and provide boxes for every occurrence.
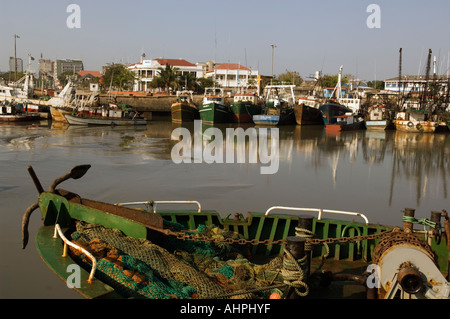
[407,121,414,128]
[416,123,423,130]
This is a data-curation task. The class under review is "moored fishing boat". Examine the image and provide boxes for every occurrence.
[365,104,395,130]
[198,87,231,124]
[294,96,323,125]
[394,110,438,133]
[320,102,366,131]
[253,85,296,126]
[64,104,147,126]
[230,91,262,123]
[171,90,199,123]
[22,165,450,300]
[0,101,40,122]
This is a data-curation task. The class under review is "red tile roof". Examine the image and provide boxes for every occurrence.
[78,70,102,78]
[154,58,196,67]
[210,63,251,72]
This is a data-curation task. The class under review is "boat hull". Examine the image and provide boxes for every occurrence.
[394,120,437,133]
[0,113,39,122]
[198,102,231,124]
[171,102,199,123]
[253,108,295,126]
[50,106,71,123]
[325,120,366,131]
[64,114,147,126]
[230,102,262,123]
[293,104,323,125]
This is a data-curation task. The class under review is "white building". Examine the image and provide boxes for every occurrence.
[128,55,203,92]
[384,75,449,95]
[205,63,259,89]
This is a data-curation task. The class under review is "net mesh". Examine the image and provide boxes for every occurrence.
[70,221,284,299]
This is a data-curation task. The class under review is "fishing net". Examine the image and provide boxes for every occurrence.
[69,220,285,299]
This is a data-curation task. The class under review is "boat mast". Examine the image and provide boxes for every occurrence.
[421,49,432,111]
[398,48,402,110]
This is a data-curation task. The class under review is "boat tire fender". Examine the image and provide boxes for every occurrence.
[416,123,423,130]
[407,121,414,128]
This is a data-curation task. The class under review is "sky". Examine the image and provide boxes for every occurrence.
[1,0,450,82]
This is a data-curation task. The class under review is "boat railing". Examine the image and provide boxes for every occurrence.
[264,206,369,225]
[53,224,97,283]
[116,200,202,213]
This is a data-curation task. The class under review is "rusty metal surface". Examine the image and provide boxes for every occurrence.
[53,189,164,231]
[80,198,164,230]
[372,227,438,265]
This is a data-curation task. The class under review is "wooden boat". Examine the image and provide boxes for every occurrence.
[294,96,323,125]
[22,165,450,299]
[320,102,366,131]
[171,90,199,123]
[365,104,395,130]
[230,91,262,123]
[50,106,72,123]
[64,104,147,126]
[198,87,232,124]
[394,110,438,133]
[253,85,296,126]
[0,102,40,122]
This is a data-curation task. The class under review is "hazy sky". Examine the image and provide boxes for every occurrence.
[2,0,450,81]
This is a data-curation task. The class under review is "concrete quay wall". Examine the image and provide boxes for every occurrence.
[98,93,234,120]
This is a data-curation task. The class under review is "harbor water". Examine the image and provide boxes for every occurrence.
[1,119,449,298]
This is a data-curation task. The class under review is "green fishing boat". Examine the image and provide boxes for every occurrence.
[171,91,199,123]
[230,91,262,123]
[22,165,450,300]
[198,87,232,124]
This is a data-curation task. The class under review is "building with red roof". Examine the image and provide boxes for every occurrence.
[205,63,259,89]
[127,54,203,92]
[77,70,102,78]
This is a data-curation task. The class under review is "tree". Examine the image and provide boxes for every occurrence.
[149,64,179,93]
[276,70,303,86]
[58,71,78,86]
[367,80,385,90]
[102,64,135,91]
[177,72,197,91]
[321,73,351,88]
[195,77,217,93]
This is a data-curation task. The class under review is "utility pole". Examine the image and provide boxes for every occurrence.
[14,34,20,81]
[270,44,277,84]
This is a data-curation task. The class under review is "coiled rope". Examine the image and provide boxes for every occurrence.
[281,249,309,297]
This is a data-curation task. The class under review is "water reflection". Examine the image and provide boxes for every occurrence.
[2,119,450,298]
[1,119,449,213]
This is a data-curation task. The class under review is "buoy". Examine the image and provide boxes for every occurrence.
[270,292,282,299]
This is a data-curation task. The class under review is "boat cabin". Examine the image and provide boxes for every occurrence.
[176,90,194,103]
[335,113,355,125]
[233,93,258,104]
[395,111,427,122]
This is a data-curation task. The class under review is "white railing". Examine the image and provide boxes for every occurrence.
[53,224,97,283]
[264,206,369,225]
[117,200,202,213]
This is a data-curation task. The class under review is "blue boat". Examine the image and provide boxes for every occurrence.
[252,114,280,125]
[252,85,296,126]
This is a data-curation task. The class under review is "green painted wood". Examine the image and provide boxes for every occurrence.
[39,193,147,239]
[35,225,116,299]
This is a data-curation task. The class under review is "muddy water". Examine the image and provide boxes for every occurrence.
[1,119,449,298]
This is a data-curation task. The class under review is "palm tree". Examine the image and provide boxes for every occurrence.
[150,64,179,93]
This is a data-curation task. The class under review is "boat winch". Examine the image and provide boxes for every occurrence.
[373,210,450,299]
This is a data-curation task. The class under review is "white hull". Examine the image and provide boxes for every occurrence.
[64,114,147,126]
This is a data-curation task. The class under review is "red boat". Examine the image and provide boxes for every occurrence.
[320,102,366,131]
